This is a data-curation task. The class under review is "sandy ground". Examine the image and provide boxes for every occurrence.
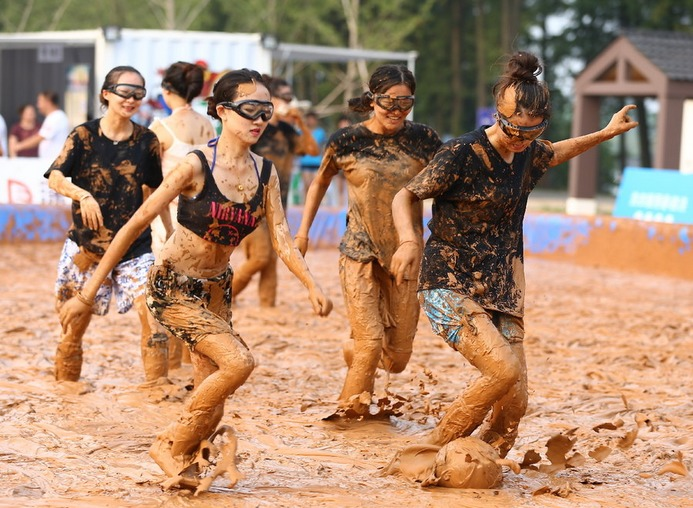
[1,240,691,508]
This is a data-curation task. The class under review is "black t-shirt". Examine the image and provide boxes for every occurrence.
[319,121,442,272]
[406,126,554,316]
[44,118,162,261]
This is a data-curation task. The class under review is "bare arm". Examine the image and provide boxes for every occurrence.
[265,168,332,316]
[13,133,43,153]
[288,109,320,156]
[48,169,104,231]
[294,166,335,255]
[550,105,639,167]
[391,188,423,285]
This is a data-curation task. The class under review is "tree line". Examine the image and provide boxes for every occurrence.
[2,0,693,188]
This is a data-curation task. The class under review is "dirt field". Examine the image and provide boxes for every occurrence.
[1,241,691,508]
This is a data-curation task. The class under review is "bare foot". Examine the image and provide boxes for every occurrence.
[149,432,199,490]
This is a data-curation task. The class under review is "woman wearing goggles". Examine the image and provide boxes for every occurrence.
[295,64,442,420]
[106,83,147,101]
[58,68,332,493]
[232,75,320,309]
[219,99,274,121]
[391,51,638,465]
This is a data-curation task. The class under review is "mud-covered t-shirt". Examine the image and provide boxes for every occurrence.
[320,121,441,273]
[44,118,162,261]
[406,126,554,317]
[252,121,299,208]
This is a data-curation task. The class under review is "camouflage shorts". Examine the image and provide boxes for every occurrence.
[146,263,246,350]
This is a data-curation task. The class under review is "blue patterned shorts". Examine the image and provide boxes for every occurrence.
[55,238,154,316]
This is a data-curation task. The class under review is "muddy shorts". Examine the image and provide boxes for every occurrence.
[418,289,524,349]
[146,263,242,350]
[55,238,154,316]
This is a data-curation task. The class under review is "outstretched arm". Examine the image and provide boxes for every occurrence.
[265,168,332,316]
[550,105,639,167]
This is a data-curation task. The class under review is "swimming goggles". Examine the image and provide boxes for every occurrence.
[494,112,548,141]
[219,100,274,121]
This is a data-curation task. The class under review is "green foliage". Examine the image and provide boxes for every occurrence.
[5,0,693,187]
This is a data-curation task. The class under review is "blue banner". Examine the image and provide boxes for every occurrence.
[613,167,693,224]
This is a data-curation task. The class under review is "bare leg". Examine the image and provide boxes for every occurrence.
[337,257,385,413]
[55,299,91,381]
[477,340,528,457]
[232,223,272,299]
[149,332,254,475]
[426,309,521,446]
[258,249,278,307]
[380,276,418,374]
[136,294,168,382]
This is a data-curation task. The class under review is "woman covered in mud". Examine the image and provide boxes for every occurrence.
[58,69,332,491]
[295,64,441,417]
[45,65,168,384]
[391,51,638,458]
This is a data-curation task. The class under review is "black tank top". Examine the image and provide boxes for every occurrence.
[177,149,272,246]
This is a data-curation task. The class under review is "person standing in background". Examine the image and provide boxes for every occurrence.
[44,66,167,384]
[9,104,41,157]
[232,75,319,307]
[148,61,217,369]
[13,91,70,161]
[299,110,326,202]
[0,113,7,156]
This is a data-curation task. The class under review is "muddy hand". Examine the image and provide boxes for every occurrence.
[310,287,333,317]
[79,194,104,231]
[294,236,309,257]
[391,242,421,286]
[606,104,639,137]
[59,297,92,334]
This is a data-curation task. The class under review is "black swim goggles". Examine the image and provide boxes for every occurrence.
[373,94,415,111]
[219,100,274,121]
[106,83,147,101]
[494,112,548,141]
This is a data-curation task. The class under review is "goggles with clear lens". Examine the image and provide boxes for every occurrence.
[494,112,548,141]
[374,94,415,111]
[107,84,147,101]
[220,100,274,121]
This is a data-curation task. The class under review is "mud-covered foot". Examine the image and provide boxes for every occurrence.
[195,425,244,495]
[149,432,199,490]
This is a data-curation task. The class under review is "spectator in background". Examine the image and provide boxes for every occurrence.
[9,104,41,157]
[0,113,7,157]
[299,110,326,202]
[13,91,70,161]
[232,75,319,307]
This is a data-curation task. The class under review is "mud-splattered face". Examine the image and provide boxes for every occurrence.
[217,81,271,145]
[495,86,546,153]
[103,71,145,119]
[370,83,413,135]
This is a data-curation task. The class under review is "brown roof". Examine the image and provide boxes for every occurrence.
[624,29,693,82]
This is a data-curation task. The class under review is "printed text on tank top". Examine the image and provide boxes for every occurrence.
[176,138,269,246]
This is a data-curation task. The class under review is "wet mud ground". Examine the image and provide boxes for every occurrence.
[1,241,691,508]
